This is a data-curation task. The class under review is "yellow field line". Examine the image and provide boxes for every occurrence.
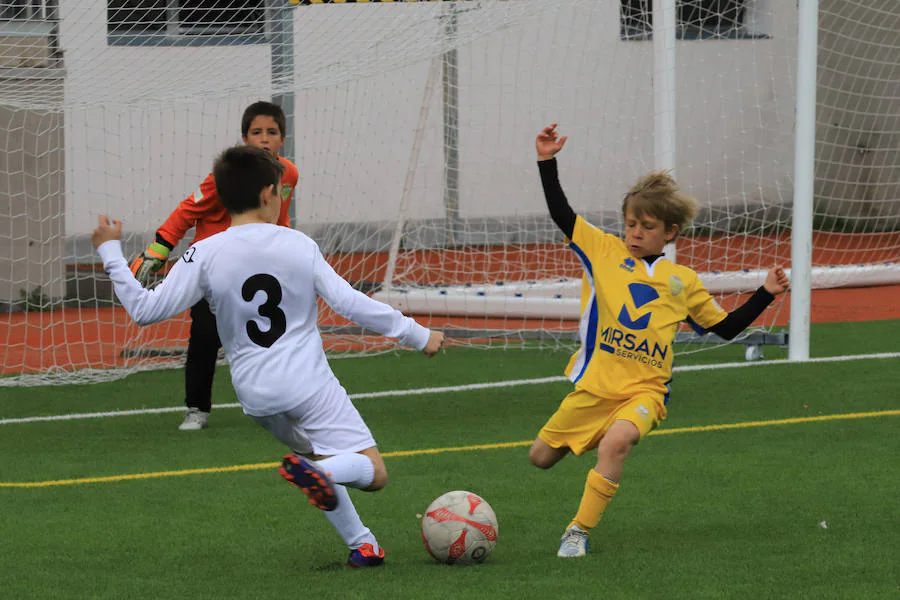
[0,462,279,488]
[2,409,897,489]
[647,409,900,435]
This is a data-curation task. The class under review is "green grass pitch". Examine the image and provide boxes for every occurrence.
[1,320,898,599]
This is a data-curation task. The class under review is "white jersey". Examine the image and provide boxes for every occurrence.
[98,223,430,416]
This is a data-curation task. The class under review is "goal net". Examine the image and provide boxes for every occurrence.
[1,0,898,385]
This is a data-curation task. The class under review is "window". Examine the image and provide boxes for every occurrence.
[0,0,50,21]
[108,0,167,34]
[620,0,769,41]
[108,0,266,45]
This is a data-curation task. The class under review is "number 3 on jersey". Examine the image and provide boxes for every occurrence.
[242,274,286,347]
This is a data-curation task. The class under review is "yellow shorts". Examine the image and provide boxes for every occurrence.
[537,389,666,456]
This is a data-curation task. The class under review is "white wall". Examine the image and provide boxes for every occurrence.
[60,0,270,238]
[59,0,799,239]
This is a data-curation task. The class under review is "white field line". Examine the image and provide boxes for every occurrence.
[2,352,898,426]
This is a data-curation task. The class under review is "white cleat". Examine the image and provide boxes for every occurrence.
[178,408,210,431]
[557,525,589,558]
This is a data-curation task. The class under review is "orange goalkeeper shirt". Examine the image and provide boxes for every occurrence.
[157,155,300,247]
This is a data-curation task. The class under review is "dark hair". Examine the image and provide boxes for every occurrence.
[241,101,286,139]
[213,145,285,215]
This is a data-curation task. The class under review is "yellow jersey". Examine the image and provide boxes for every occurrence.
[565,216,727,403]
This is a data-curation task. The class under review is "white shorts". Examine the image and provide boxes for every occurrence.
[250,377,376,457]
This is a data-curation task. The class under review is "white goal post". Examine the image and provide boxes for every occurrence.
[370,0,899,354]
[1,0,898,385]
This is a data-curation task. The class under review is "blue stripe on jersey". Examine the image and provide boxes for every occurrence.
[663,377,672,405]
[685,315,706,335]
[567,241,598,385]
[575,300,599,384]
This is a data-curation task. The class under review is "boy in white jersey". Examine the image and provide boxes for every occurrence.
[92,145,444,567]
[530,124,790,558]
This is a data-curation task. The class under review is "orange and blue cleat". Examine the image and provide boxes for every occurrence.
[347,543,385,568]
[278,454,338,511]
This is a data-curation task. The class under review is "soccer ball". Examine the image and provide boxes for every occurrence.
[420,490,498,565]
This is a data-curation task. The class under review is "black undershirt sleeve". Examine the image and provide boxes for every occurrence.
[538,158,577,239]
[707,286,776,340]
[155,232,175,251]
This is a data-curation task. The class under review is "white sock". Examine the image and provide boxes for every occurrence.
[318,453,375,490]
[324,484,379,551]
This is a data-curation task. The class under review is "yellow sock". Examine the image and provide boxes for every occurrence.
[570,469,619,532]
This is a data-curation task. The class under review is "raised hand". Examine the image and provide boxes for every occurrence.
[536,123,568,161]
[91,214,123,249]
[763,265,790,295]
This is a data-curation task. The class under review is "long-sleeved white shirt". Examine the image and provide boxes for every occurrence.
[98,223,430,416]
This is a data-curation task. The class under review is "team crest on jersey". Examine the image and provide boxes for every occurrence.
[620,257,636,273]
[669,275,683,296]
[281,185,293,203]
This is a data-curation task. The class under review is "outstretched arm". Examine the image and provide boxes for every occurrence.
[536,124,576,238]
[156,174,218,248]
[708,266,790,339]
[129,177,215,286]
[313,247,443,356]
[93,215,204,325]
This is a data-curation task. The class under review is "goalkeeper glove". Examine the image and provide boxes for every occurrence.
[130,241,170,286]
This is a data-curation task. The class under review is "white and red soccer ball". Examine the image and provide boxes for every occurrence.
[420,490,498,565]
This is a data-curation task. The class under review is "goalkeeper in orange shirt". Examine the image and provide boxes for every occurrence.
[530,124,790,557]
[130,101,300,430]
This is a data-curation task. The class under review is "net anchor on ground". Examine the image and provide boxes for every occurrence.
[674,330,789,361]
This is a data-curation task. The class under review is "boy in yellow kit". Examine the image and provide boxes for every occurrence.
[530,124,790,558]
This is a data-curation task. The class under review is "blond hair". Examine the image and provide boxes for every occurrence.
[622,170,699,238]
